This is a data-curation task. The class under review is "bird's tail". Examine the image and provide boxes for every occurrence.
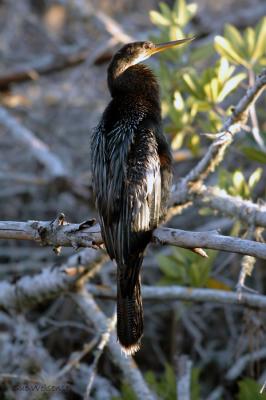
[117,267,143,355]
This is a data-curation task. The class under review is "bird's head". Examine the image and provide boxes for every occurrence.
[112,37,195,68]
[107,36,195,96]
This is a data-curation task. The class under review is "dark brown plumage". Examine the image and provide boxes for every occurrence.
[91,38,193,354]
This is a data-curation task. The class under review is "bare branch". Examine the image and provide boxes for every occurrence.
[88,284,266,310]
[85,313,117,399]
[226,347,266,380]
[196,185,266,228]
[0,218,265,259]
[0,249,107,311]
[177,355,192,400]
[154,227,266,259]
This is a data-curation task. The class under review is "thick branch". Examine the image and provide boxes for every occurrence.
[154,227,266,259]
[1,259,266,315]
[170,69,266,206]
[0,218,265,259]
[196,185,266,228]
[0,249,106,311]
[88,284,266,310]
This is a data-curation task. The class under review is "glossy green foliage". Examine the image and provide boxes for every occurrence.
[158,248,217,288]
[237,378,266,400]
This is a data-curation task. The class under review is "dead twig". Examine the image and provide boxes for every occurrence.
[85,313,117,399]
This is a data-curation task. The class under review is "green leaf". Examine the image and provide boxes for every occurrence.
[224,24,244,52]
[216,72,246,102]
[242,146,266,163]
[210,78,219,102]
[150,10,170,26]
[248,167,262,190]
[244,27,256,58]
[174,91,185,111]
[158,255,181,279]
[252,16,266,63]
[232,170,245,190]
[214,36,249,67]
[217,57,231,82]
[159,2,172,20]
[237,378,266,400]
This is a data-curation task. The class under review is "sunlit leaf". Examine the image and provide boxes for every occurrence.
[217,72,246,102]
[224,24,244,52]
[182,73,199,96]
[252,16,266,63]
[232,170,245,190]
[210,78,219,101]
[187,3,197,16]
[248,167,262,190]
[214,36,249,67]
[174,91,184,110]
[217,57,231,82]
[159,2,172,20]
[244,27,256,58]
[150,10,170,26]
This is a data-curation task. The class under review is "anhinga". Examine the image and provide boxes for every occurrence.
[91,37,193,354]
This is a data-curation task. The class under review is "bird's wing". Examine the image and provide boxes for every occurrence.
[92,122,161,273]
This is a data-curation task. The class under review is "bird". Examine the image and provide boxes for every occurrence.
[91,37,194,355]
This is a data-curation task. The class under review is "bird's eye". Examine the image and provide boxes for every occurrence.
[143,43,150,49]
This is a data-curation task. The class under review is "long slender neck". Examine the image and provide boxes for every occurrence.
[107,61,160,105]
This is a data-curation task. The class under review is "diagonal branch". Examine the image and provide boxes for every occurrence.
[195,185,266,228]
[0,249,107,311]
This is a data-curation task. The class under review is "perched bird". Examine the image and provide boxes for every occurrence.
[91,37,193,354]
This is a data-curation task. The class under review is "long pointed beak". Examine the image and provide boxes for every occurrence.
[149,36,195,55]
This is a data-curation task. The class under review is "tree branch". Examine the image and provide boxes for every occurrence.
[87,284,266,310]
[0,248,107,311]
[0,217,265,259]
[195,185,266,228]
